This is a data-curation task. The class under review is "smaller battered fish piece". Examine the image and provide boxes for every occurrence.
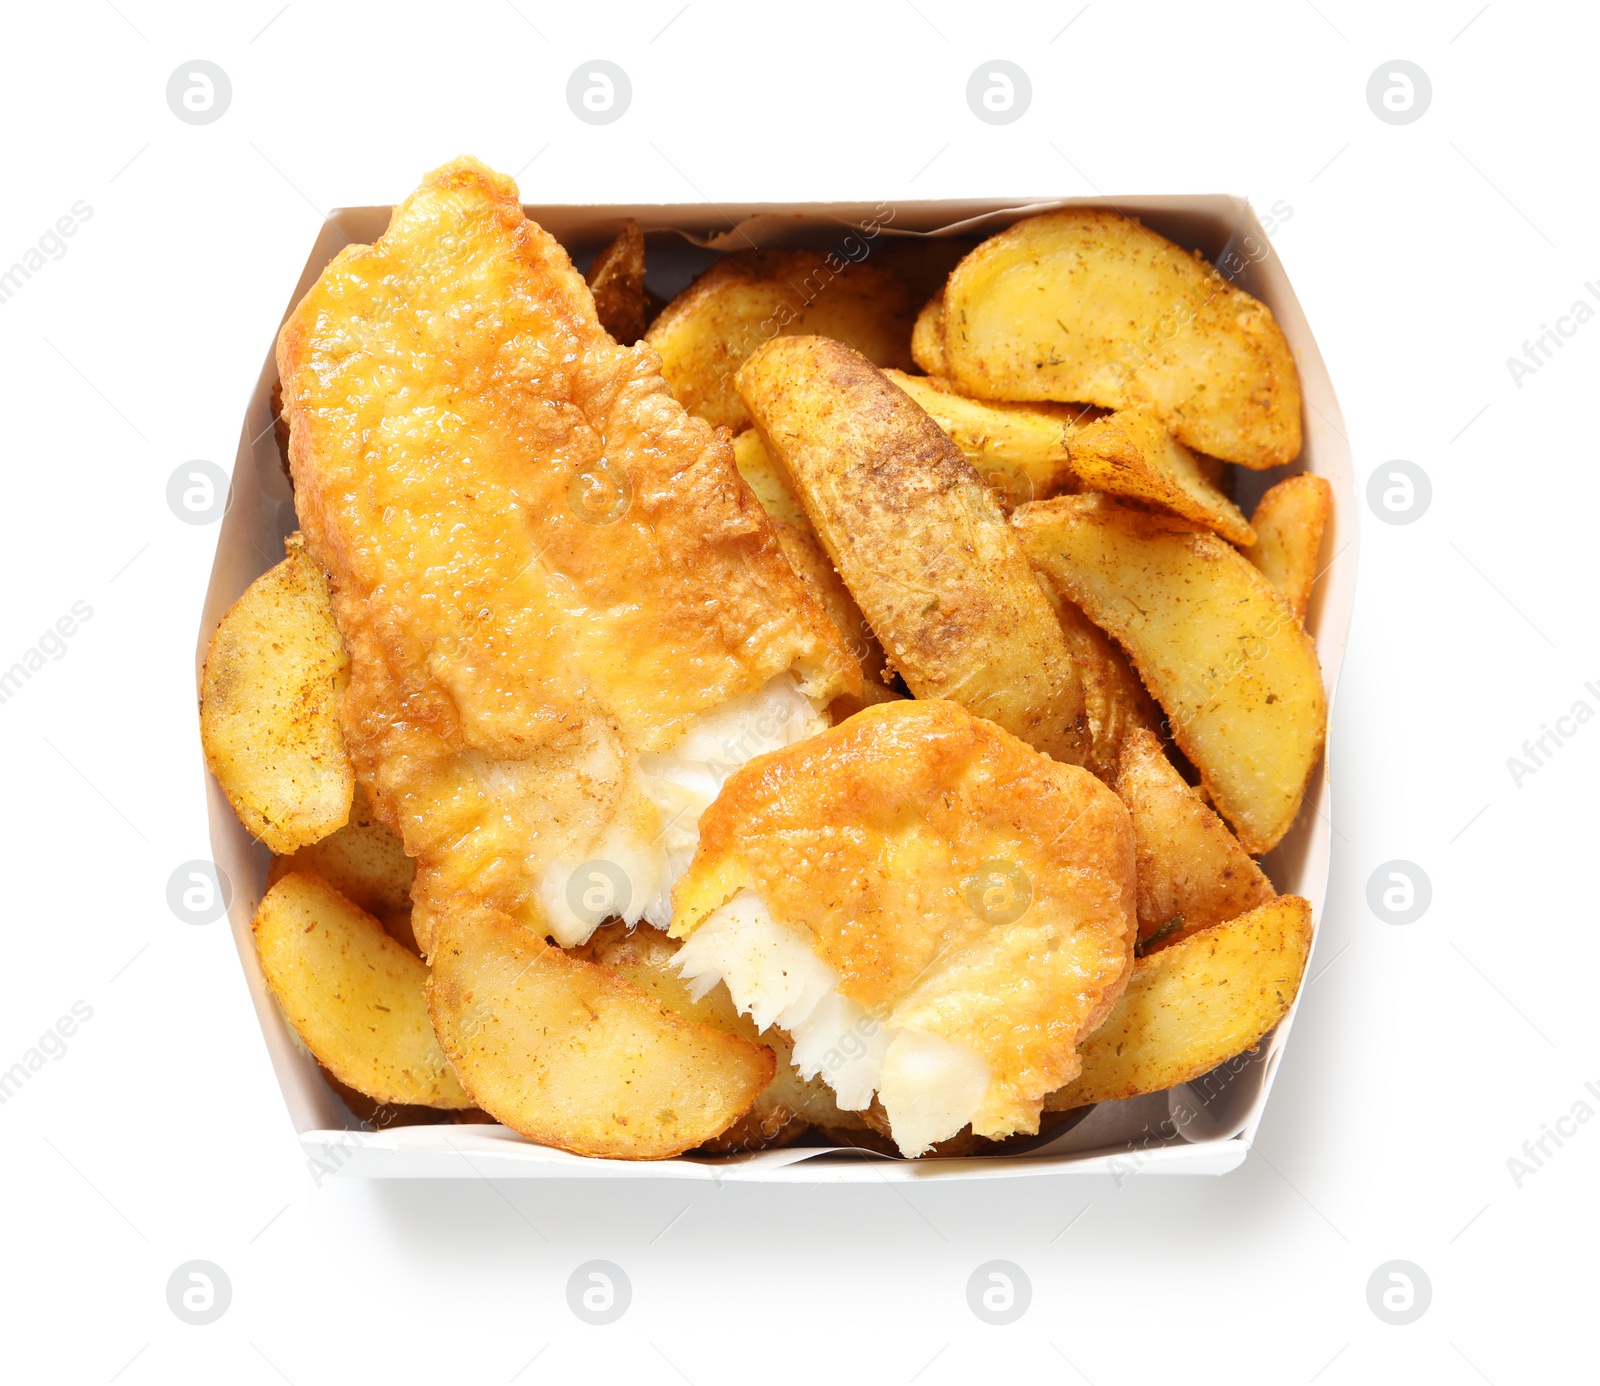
[738,336,1091,767]
[669,699,1136,1156]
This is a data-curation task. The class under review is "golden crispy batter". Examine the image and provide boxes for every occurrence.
[277,158,858,951]
[671,699,1136,1139]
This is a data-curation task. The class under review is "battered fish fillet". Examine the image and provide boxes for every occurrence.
[277,158,859,953]
[669,699,1137,1156]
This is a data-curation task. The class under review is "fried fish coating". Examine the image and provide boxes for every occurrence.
[670,699,1136,1154]
[277,157,859,953]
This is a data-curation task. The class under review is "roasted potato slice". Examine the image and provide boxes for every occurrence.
[883,369,1089,510]
[911,292,948,376]
[268,783,416,951]
[586,219,648,345]
[1040,586,1160,785]
[427,903,775,1159]
[731,428,895,712]
[1246,474,1333,622]
[200,534,353,853]
[739,336,1089,765]
[1045,895,1312,1109]
[1117,728,1273,950]
[943,210,1302,468]
[1013,495,1325,852]
[253,872,471,1108]
[574,922,830,1153]
[1066,405,1255,545]
[645,249,914,432]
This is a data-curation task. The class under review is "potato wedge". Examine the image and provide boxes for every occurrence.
[1041,586,1160,785]
[200,534,353,853]
[1045,895,1312,1109]
[586,219,648,345]
[1066,405,1255,545]
[575,922,830,1153]
[645,249,914,432]
[911,292,948,376]
[1013,495,1325,852]
[268,784,416,948]
[253,872,471,1108]
[1117,728,1273,950]
[427,903,775,1159]
[731,429,896,713]
[883,369,1089,510]
[739,337,1090,765]
[1246,474,1332,622]
[944,210,1302,468]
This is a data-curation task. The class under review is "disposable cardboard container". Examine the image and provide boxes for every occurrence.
[199,193,1354,1182]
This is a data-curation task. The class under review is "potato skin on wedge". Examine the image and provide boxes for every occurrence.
[883,369,1088,510]
[1116,728,1274,950]
[573,922,830,1154]
[645,249,913,433]
[253,872,471,1108]
[586,219,648,346]
[1066,404,1255,546]
[943,210,1302,469]
[427,904,775,1159]
[738,336,1090,767]
[1246,474,1333,622]
[200,534,353,853]
[1013,495,1325,853]
[1045,895,1312,1109]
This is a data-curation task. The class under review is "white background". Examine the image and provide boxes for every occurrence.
[1,1,1594,1381]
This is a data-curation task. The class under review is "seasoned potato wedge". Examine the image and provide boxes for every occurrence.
[731,428,894,710]
[427,903,775,1159]
[1040,586,1160,785]
[1045,895,1312,1109]
[645,249,914,432]
[586,219,648,345]
[1067,405,1255,545]
[1246,474,1333,622]
[1013,495,1325,852]
[268,784,416,949]
[883,369,1088,510]
[739,336,1089,765]
[201,534,353,853]
[254,872,471,1108]
[911,293,948,376]
[1117,728,1273,950]
[575,922,831,1153]
[944,210,1302,468]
